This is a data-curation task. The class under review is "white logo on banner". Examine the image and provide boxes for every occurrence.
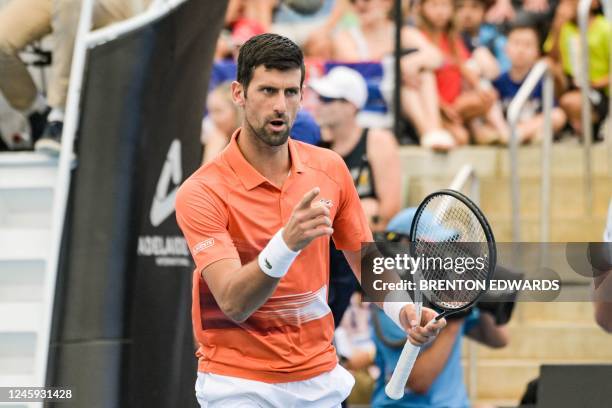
[139,139,190,267]
[150,139,182,227]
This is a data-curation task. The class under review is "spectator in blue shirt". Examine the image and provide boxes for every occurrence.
[492,17,566,144]
[371,208,509,407]
[455,0,511,73]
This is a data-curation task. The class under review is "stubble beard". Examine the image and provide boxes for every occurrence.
[244,114,291,147]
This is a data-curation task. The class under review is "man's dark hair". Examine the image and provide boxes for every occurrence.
[506,12,546,51]
[237,33,305,94]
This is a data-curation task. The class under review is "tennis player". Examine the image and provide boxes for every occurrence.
[176,33,446,407]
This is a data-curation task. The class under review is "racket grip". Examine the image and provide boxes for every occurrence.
[384,341,421,400]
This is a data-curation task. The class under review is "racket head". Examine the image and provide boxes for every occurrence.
[409,189,496,317]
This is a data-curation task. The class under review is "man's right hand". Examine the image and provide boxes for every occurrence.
[283,187,333,251]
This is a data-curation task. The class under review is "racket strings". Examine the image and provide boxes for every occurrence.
[413,195,492,309]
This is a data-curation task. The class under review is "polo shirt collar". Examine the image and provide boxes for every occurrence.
[224,128,305,191]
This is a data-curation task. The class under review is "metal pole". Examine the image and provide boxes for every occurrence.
[510,125,521,242]
[393,0,402,142]
[39,0,96,399]
[578,0,593,213]
[507,61,550,242]
[541,72,554,243]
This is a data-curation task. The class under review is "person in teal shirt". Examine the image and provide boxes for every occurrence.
[371,208,510,407]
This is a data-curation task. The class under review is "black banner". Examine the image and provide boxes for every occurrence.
[47,1,227,407]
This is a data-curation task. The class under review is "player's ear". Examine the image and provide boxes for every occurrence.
[231,80,245,107]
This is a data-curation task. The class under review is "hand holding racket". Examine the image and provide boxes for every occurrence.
[385,189,496,400]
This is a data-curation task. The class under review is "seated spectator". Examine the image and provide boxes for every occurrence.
[272,0,351,60]
[332,0,395,61]
[546,0,610,138]
[485,0,556,24]
[493,17,567,144]
[399,27,458,150]
[201,82,241,164]
[371,306,508,407]
[0,0,151,154]
[310,66,400,232]
[370,209,509,407]
[215,18,267,62]
[310,66,401,328]
[224,0,277,31]
[335,291,378,406]
[416,0,508,146]
[455,0,509,73]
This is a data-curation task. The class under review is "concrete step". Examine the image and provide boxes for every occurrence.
[0,303,42,333]
[480,177,612,219]
[0,228,50,261]
[487,215,607,241]
[516,302,595,324]
[473,359,538,400]
[399,142,612,179]
[476,323,612,361]
[405,175,611,217]
[0,261,45,302]
[0,332,36,376]
[0,188,54,229]
[467,358,612,401]
[0,152,57,190]
[0,374,36,388]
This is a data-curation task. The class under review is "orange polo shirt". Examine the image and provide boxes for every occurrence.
[175,128,372,383]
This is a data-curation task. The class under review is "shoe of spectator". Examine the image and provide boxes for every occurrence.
[422,130,456,151]
[28,108,50,145]
[34,121,63,156]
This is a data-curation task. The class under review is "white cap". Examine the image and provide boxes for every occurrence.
[309,66,368,110]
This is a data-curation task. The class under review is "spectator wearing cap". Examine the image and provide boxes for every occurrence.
[310,66,401,328]
[311,66,400,233]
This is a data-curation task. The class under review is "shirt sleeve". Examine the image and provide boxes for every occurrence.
[331,155,373,251]
[175,179,240,272]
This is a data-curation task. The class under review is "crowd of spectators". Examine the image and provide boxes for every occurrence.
[0,0,609,152]
[201,0,610,154]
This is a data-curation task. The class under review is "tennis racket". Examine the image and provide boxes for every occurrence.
[385,189,496,400]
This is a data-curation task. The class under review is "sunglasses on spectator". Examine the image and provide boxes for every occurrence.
[318,95,348,104]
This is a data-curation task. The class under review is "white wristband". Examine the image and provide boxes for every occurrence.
[258,228,300,278]
[383,301,410,329]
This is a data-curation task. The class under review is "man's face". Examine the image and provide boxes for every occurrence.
[233,66,302,146]
[455,0,485,33]
[506,28,540,70]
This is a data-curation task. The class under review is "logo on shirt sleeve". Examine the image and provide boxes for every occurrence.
[319,199,333,208]
[193,238,215,254]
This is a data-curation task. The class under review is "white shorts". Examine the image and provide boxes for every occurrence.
[194,363,355,408]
